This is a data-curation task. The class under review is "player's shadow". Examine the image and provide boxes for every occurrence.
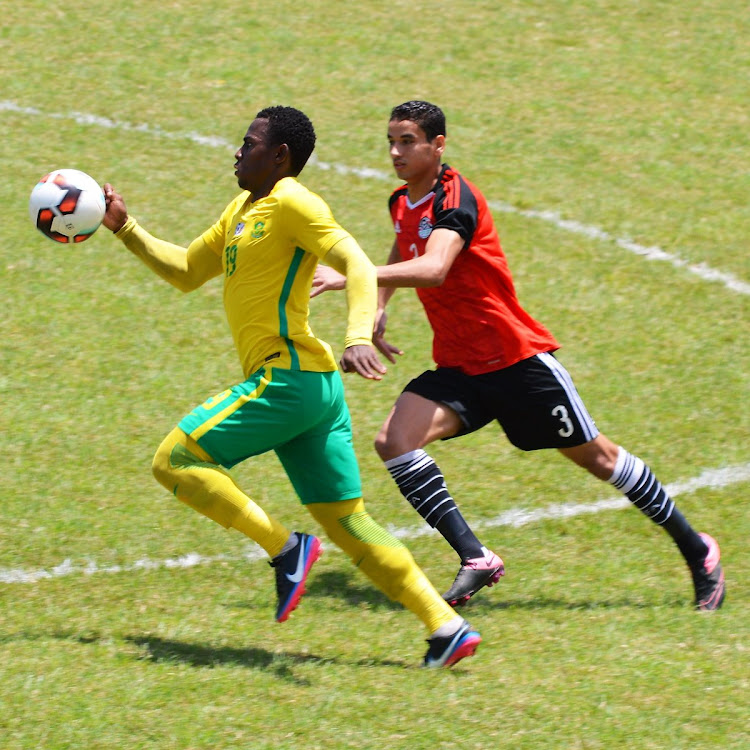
[230,568,401,614]
[303,566,684,612]
[124,635,337,684]
[463,594,684,611]
[308,569,402,612]
[124,635,416,675]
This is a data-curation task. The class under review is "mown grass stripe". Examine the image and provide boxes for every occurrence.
[2,99,747,296]
[2,461,746,585]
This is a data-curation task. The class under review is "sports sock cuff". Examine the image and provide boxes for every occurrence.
[277,531,299,558]
[608,447,645,493]
[431,616,465,638]
[384,448,427,470]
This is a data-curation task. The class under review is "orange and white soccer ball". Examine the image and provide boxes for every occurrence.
[29,168,106,244]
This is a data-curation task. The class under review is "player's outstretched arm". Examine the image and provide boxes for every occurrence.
[316,240,404,362]
[323,236,387,380]
[103,184,222,292]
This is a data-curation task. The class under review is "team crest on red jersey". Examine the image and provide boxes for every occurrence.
[418,217,432,239]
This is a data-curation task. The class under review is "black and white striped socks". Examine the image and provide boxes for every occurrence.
[609,449,674,523]
[385,449,484,561]
[608,447,707,563]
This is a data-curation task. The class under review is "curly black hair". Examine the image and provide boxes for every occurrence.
[255,105,316,175]
[389,101,446,142]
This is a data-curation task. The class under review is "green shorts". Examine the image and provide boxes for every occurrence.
[178,367,362,504]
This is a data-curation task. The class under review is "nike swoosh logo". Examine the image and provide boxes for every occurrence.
[285,542,307,584]
[446,627,467,654]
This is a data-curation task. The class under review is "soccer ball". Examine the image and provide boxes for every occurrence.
[29,169,106,244]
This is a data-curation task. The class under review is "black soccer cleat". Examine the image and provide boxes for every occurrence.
[690,532,725,612]
[442,549,505,606]
[423,620,482,668]
[269,533,322,622]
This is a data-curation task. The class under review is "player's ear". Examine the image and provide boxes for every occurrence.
[433,134,446,157]
[275,143,291,166]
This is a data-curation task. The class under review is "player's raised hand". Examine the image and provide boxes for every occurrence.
[102,183,128,233]
[340,344,388,380]
[311,265,346,298]
[373,309,403,363]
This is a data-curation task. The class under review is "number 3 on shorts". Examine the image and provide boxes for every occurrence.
[552,404,574,438]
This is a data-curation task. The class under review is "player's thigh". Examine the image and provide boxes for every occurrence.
[275,374,363,504]
[491,352,599,450]
[377,367,485,457]
[177,368,305,468]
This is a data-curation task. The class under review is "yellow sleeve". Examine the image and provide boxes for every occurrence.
[115,216,222,292]
[283,182,351,260]
[324,235,377,347]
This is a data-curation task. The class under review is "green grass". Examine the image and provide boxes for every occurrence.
[1,1,748,748]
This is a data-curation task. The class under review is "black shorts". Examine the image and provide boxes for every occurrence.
[403,352,599,451]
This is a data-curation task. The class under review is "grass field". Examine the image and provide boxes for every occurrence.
[1,1,748,748]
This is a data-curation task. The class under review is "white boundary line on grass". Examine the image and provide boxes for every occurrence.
[3,102,748,584]
[2,461,748,585]
[3,99,748,297]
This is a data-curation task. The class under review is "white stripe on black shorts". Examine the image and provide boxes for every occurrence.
[403,352,599,450]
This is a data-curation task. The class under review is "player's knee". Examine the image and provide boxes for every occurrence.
[374,425,404,461]
[151,443,173,491]
[566,435,620,480]
[373,430,389,459]
[151,429,181,491]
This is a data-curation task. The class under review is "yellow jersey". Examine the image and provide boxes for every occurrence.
[199,177,351,376]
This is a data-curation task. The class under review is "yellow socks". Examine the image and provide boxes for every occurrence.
[151,429,458,635]
[152,427,290,558]
[307,497,457,633]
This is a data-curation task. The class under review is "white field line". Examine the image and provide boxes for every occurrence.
[489,202,750,296]
[3,99,748,297]
[3,102,747,582]
[2,462,748,585]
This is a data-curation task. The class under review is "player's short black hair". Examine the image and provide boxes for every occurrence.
[255,105,316,175]
[390,100,446,142]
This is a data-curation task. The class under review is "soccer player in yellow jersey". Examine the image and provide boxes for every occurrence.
[101,106,480,667]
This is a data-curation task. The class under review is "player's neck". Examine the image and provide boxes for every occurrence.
[248,171,294,202]
[405,166,441,204]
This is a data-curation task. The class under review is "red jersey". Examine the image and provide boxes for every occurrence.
[389,164,559,375]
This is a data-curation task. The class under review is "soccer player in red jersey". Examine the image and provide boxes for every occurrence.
[312,100,725,612]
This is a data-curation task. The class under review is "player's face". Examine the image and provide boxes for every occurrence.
[234,118,279,195]
[387,120,444,183]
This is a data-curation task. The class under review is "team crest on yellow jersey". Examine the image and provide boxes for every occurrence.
[251,220,266,239]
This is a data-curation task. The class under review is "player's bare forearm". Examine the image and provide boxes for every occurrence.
[373,249,401,362]
[376,229,464,288]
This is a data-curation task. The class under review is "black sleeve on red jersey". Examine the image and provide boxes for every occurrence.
[388,186,408,212]
[432,173,478,246]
